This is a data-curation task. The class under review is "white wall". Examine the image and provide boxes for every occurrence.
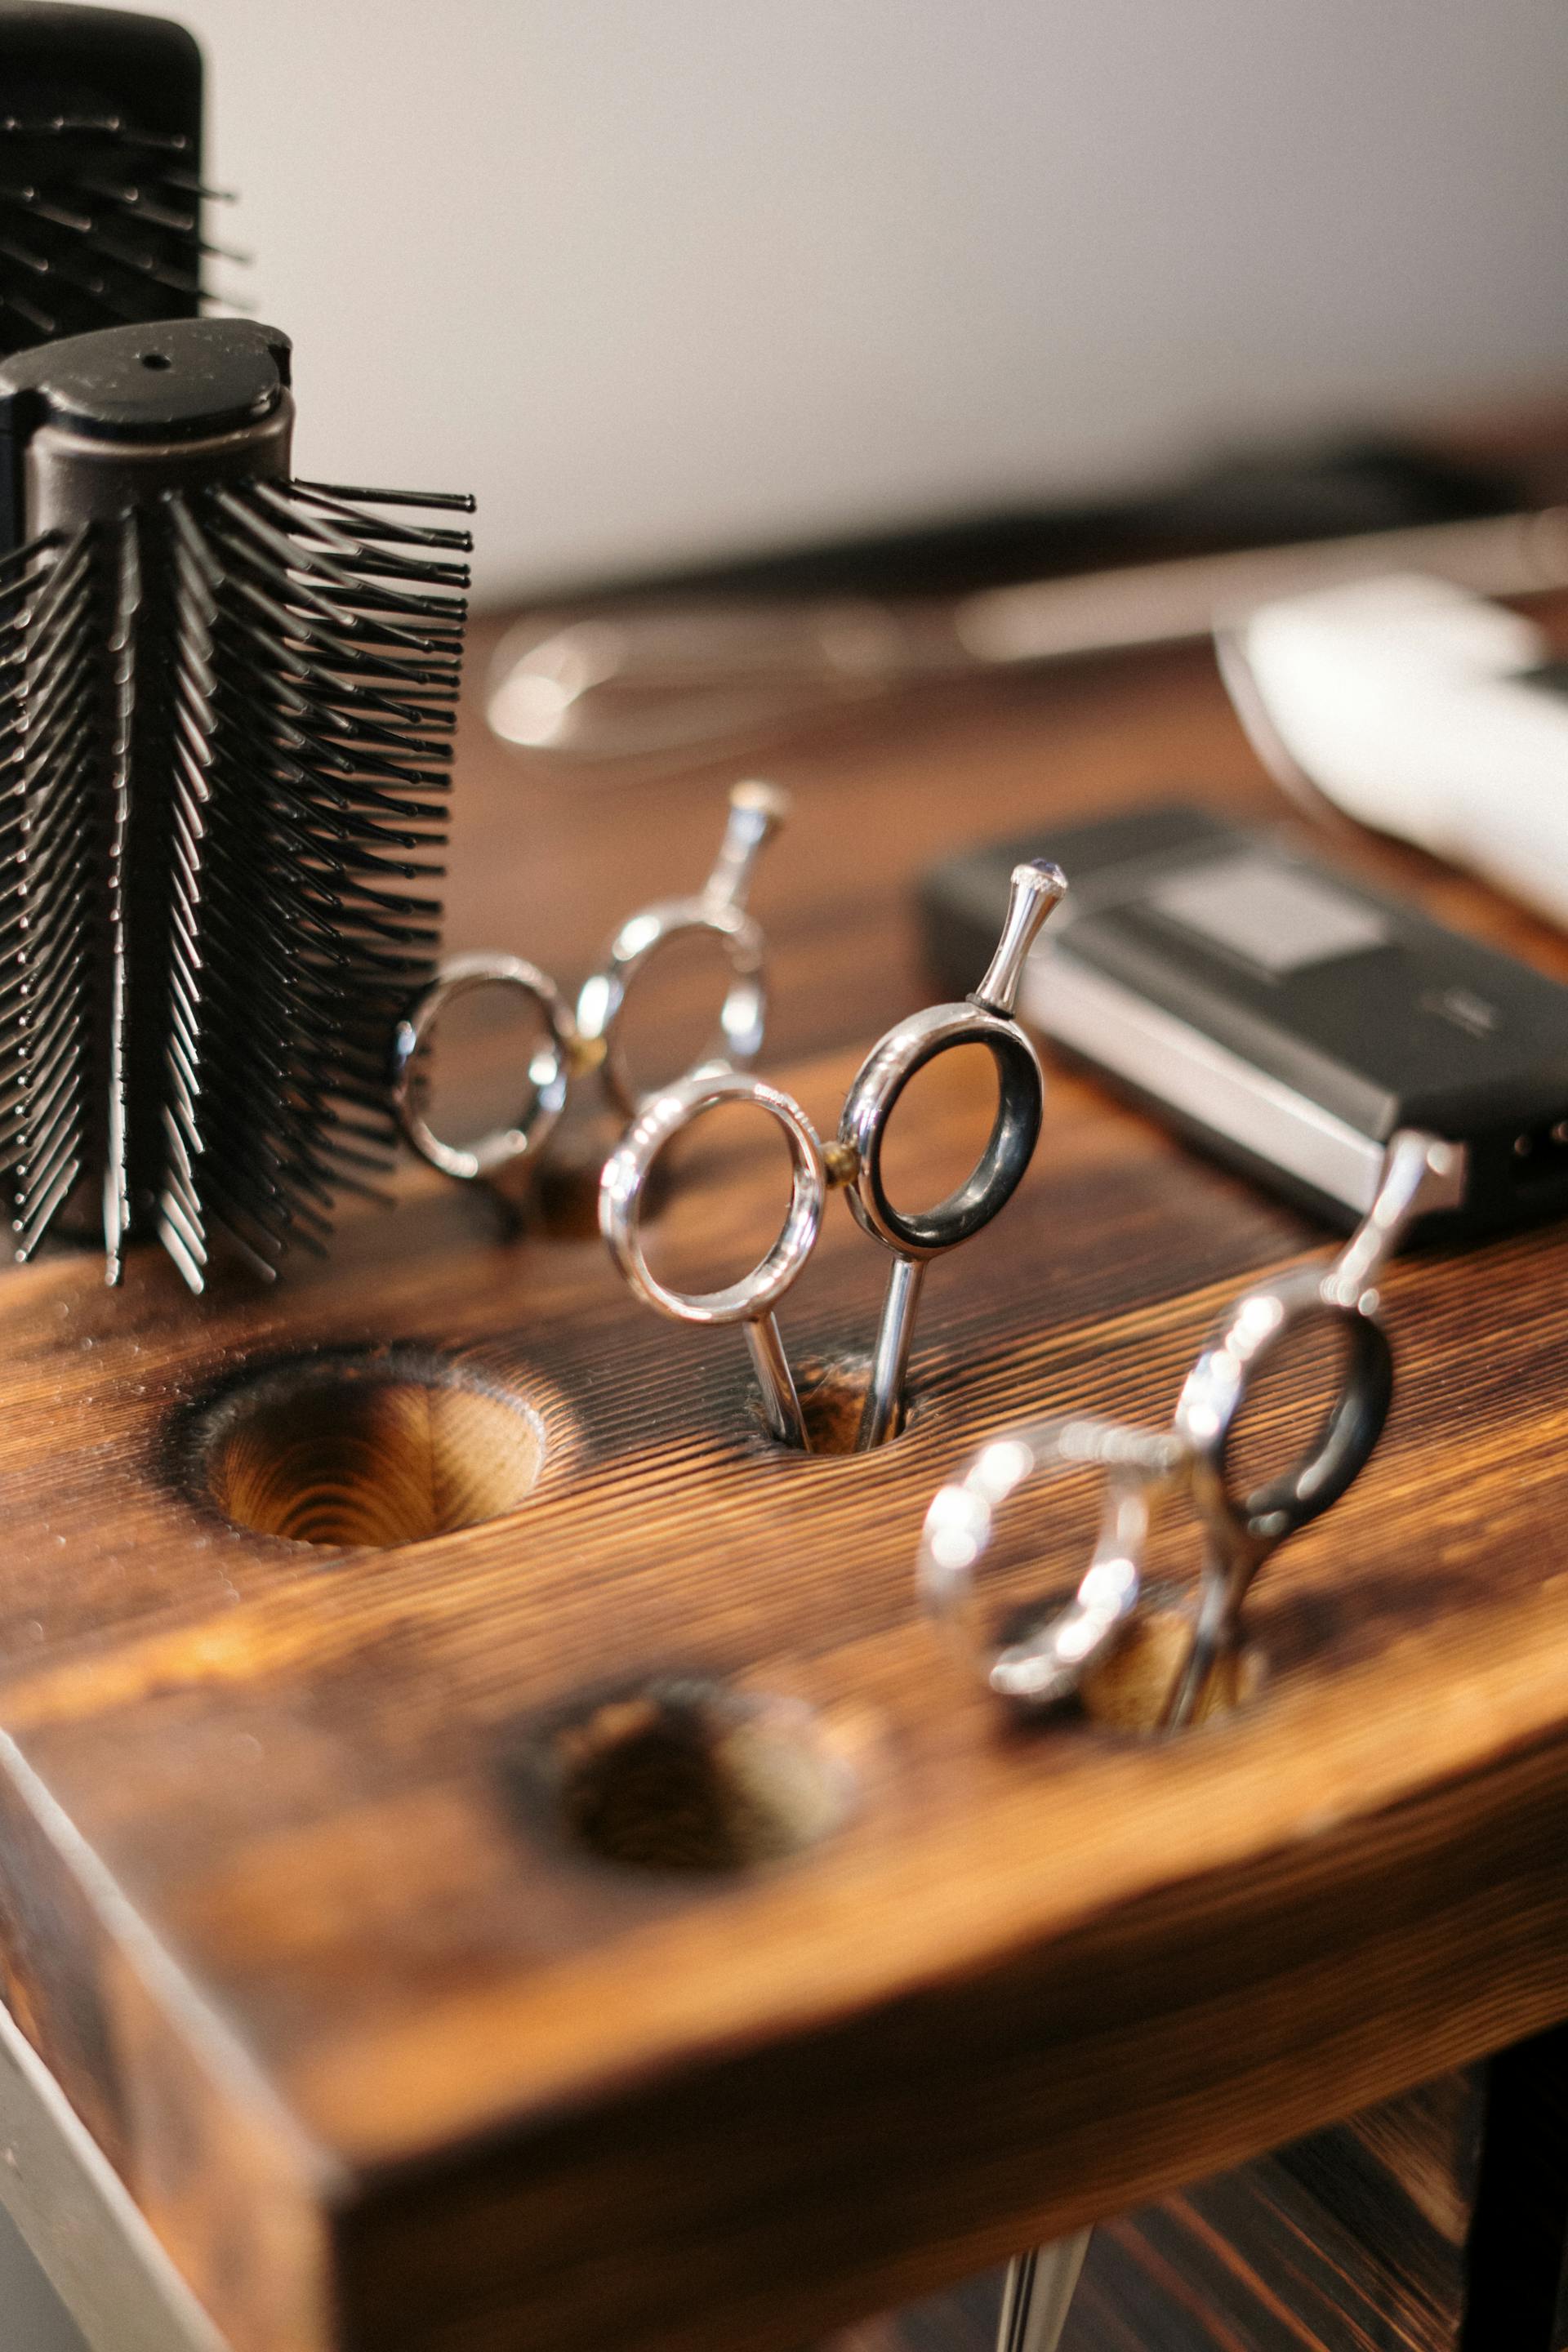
[96,0,1568,604]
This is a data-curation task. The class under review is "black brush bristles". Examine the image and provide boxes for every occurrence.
[0,475,472,1288]
[0,7,220,359]
[0,113,206,354]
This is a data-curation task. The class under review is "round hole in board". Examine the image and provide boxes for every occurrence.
[139,350,172,370]
[192,1349,546,1548]
[1076,1592,1264,1736]
[551,1679,855,1873]
[750,1354,926,1455]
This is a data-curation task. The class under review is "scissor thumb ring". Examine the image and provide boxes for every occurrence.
[390,952,579,1184]
[918,1417,1189,1706]
[600,1069,827,1449]
[600,1071,827,1328]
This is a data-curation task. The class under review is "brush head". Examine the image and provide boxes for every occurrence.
[0,3,210,357]
[0,317,474,1289]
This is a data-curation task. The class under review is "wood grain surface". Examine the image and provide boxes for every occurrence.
[2,588,1568,2352]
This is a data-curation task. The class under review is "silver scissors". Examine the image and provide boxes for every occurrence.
[916,1125,1463,2352]
[600,858,1067,1451]
[920,1125,1461,1720]
[390,780,789,1186]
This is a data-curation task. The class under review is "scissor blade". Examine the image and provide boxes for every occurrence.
[996,2232,1092,2352]
[856,1255,925,1450]
[745,1312,810,1452]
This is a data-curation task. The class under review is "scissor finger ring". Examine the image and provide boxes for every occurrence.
[1162,1130,1457,1726]
[1175,1267,1394,1556]
[599,1068,827,1450]
[390,953,576,1183]
[839,999,1046,1257]
[578,780,788,1119]
[918,1416,1188,1706]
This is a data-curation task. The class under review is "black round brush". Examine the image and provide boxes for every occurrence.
[0,4,228,359]
[0,315,473,1288]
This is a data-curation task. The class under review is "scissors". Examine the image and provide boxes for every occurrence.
[390,779,789,1187]
[599,858,1067,1452]
[917,1125,1463,2352]
[920,1125,1461,1724]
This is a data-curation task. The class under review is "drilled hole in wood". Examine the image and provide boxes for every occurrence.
[756,1357,920,1455]
[555,1681,854,1872]
[1078,1596,1263,1736]
[196,1353,545,1548]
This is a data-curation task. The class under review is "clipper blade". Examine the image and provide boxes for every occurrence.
[0,317,471,1289]
[1,5,220,358]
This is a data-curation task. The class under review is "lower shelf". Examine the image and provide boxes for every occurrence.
[822,2029,1568,2352]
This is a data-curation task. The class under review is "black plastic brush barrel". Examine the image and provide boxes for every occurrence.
[0,314,292,548]
[0,317,473,1290]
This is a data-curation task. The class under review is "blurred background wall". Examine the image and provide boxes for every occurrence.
[78,0,1568,605]
[6,2,1568,2345]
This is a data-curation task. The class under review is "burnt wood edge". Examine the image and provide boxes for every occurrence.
[322,1717,1568,2352]
[0,1650,1566,2352]
[0,1731,339,2352]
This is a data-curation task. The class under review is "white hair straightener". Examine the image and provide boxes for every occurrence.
[1221,572,1568,933]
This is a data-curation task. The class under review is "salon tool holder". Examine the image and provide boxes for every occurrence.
[0,314,472,1285]
[0,880,1560,2352]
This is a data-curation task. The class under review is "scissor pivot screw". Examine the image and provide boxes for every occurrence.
[822,1140,860,1188]
[568,1033,608,1076]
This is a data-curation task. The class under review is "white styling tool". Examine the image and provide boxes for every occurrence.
[1220,572,1568,932]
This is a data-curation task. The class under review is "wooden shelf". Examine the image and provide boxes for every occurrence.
[2,614,1568,2352]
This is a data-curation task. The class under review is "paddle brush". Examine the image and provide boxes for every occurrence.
[0,314,472,1288]
[0,4,231,359]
